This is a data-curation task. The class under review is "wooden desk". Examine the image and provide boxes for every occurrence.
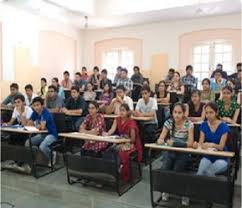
[59,132,130,144]
[64,112,82,117]
[0,106,13,111]
[104,114,154,121]
[1,127,47,134]
[145,143,235,158]
[157,102,170,106]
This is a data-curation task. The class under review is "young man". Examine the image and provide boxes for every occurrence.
[61,71,73,89]
[113,66,122,85]
[131,66,144,85]
[211,63,228,79]
[134,85,158,160]
[25,97,58,170]
[229,62,241,92]
[210,70,227,92]
[89,66,100,90]
[74,72,86,92]
[116,68,133,95]
[99,69,112,89]
[165,68,175,82]
[81,66,89,81]
[62,86,87,131]
[107,85,133,115]
[24,84,37,106]
[45,85,64,113]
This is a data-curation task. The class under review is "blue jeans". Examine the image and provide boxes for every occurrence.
[197,157,228,176]
[25,134,56,159]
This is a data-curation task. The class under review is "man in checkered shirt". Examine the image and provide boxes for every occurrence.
[116,68,133,95]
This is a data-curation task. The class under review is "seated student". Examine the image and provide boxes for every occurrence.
[99,83,113,113]
[79,101,108,156]
[155,81,170,104]
[116,68,133,95]
[81,66,89,81]
[103,104,142,182]
[216,86,240,124]
[74,72,86,92]
[83,82,96,101]
[210,70,226,93]
[24,97,58,171]
[201,78,215,103]
[165,68,175,83]
[186,89,205,122]
[1,83,23,108]
[89,66,100,90]
[230,62,241,93]
[113,66,122,85]
[157,103,194,206]
[61,71,73,89]
[167,71,185,103]
[131,66,144,86]
[62,86,87,131]
[210,63,228,79]
[99,69,112,89]
[106,85,133,115]
[193,102,229,176]
[51,77,65,100]
[24,84,37,106]
[142,79,154,97]
[45,85,64,113]
[222,79,237,101]
[37,78,48,99]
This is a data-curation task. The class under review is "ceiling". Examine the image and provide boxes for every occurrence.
[1,0,241,29]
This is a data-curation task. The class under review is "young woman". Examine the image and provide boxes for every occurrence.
[37,78,48,99]
[79,101,108,156]
[216,86,240,124]
[201,78,215,103]
[89,66,100,90]
[103,104,142,182]
[157,102,194,206]
[219,79,237,102]
[99,83,113,113]
[155,80,170,103]
[51,77,65,100]
[186,90,205,122]
[167,71,185,102]
[83,82,96,101]
[194,102,229,176]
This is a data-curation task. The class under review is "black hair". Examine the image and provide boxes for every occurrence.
[64,71,70,75]
[71,86,80,92]
[141,84,151,92]
[32,97,44,105]
[186,65,193,71]
[88,101,99,109]
[168,68,175,73]
[101,69,107,74]
[191,89,201,97]
[116,85,126,92]
[75,72,81,76]
[174,71,181,77]
[10,83,19,90]
[25,84,33,91]
[133,66,140,71]
[52,77,60,92]
[204,102,219,119]
[143,78,150,85]
[171,102,186,137]
[93,66,99,72]
[216,63,223,69]
[14,94,25,102]
[226,79,235,86]
[202,78,211,85]
[214,69,222,75]
[121,68,128,74]
[103,83,112,94]
[82,66,87,71]
[120,103,131,117]
[222,85,233,93]
[48,85,57,92]
[41,78,47,83]
[117,66,122,71]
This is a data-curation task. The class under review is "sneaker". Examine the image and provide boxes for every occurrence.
[16,164,32,174]
[1,160,16,169]
[181,197,190,206]
[48,151,57,167]
[161,192,169,202]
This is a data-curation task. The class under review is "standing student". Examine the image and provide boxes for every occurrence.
[81,66,89,81]
[89,66,100,90]
[116,68,133,95]
[79,101,108,156]
[165,68,175,83]
[52,77,65,100]
[99,69,112,89]
[210,70,226,93]
[37,78,48,99]
[131,66,144,85]
[200,78,215,103]
[61,71,73,89]
[103,104,142,182]
[107,85,133,115]
[83,82,96,101]
[99,83,113,113]
[194,102,229,176]
[45,85,64,113]
[62,86,87,131]
[74,72,86,92]
[157,103,194,206]
[113,66,122,85]
[229,62,241,93]
[24,84,37,106]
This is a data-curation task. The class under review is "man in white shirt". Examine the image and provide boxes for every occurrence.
[107,85,133,115]
[24,84,37,106]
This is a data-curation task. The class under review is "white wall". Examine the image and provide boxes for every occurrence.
[82,13,241,71]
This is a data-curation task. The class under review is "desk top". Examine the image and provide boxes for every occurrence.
[103,114,154,121]
[144,143,235,158]
[0,106,13,111]
[59,132,130,144]
[0,127,48,134]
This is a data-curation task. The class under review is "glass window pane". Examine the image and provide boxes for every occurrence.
[201,63,209,71]
[215,53,223,64]
[194,63,202,71]
[193,46,201,54]
[223,44,232,52]
[215,44,223,53]
[223,53,232,62]
[201,54,209,63]
[202,45,209,53]
[193,54,201,63]
[223,63,232,71]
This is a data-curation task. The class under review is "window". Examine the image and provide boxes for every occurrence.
[192,40,233,89]
[102,49,134,80]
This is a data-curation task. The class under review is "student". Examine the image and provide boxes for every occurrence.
[61,71,73,89]
[116,68,133,95]
[99,69,112,89]
[142,79,155,97]
[81,66,89,81]
[45,85,64,113]
[155,80,170,104]
[89,66,100,90]
[37,78,48,99]
[107,85,133,115]
[131,66,144,86]
[229,62,241,93]
[25,97,58,170]
[113,66,122,85]
[194,102,229,176]
[1,83,23,108]
[200,78,215,103]
[24,84,37,106]
[2,95,32,127]
[74,72,86,92]
[211,63,228,79]
[225,79,237,101]
[83,82,96,101]
[103,104,142,182]
[99,83,113,113]
[52,77,65,100]
[80,101,108,156]
[157,103,194,206]
[210,70,226,93]
[186,90,205,122]
[165,68,175,83]
[167,71,185,102]
[62,86,87,131]
[216,86,240,124]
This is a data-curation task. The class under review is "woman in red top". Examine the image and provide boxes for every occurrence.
[103,104,142,182]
